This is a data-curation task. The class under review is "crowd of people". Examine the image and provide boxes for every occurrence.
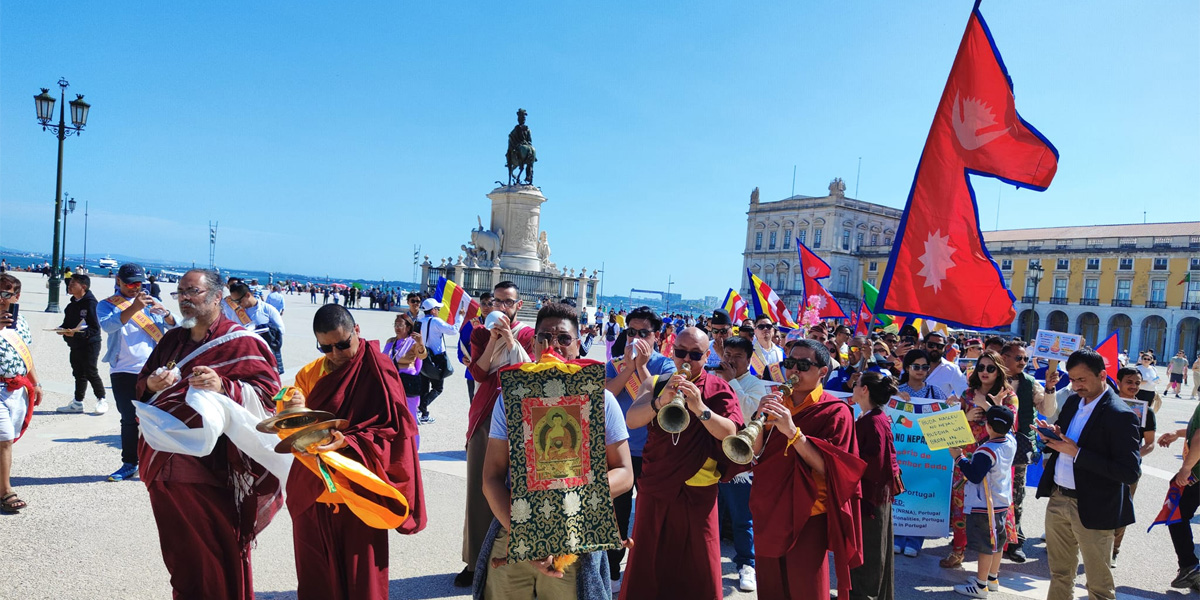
[4,264,1200,600]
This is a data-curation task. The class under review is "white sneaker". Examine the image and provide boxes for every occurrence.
[953,579,989,598]
[56,400,84,413]
[894,544,902,554]
[738,564,757,592]
[94,399,109,415]
[986,577,999,592]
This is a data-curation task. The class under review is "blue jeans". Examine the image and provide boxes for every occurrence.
[894,535,924,553]
[718,478,755,568]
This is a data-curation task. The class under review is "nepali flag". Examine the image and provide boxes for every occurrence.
[876,2,1059,329]
[721,288,750,323]
[854,301,873,336]
[1095,329,1121,383]
[798,241,847,320]
[747,270,798,329]
[1148,477,1195,532]
[433,276,477,326]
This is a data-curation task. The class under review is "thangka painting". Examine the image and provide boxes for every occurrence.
[499,355,622,562]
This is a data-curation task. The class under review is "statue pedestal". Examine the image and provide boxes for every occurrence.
[488,185,547,272]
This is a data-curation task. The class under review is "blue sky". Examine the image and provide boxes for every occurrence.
[2,1,1196,298]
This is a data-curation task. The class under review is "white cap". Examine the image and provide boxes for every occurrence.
[420,298,443,312]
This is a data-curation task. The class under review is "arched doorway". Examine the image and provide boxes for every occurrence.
[1107,314,1132,353]
[1017,309,1040,341]
[1178,317,1200,359]
[1047,311,1069,333]
[1140,315,1167,357]
[1076,312,1100,346]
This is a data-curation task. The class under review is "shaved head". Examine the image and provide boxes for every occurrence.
[678,326,709,349]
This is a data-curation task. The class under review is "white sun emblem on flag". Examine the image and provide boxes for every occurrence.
[917,230,956,293]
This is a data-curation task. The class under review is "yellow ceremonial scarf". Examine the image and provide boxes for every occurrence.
[105,295,164,342]
[224,297,252,326]
[0,328,34,373]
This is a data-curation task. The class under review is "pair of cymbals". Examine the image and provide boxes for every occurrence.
[257,405,336,433]
[273,419,349,454]
[256,405,348,454]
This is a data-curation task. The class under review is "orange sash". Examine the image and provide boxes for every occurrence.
[612,359,642,398]
[0,328,34,373]
[105,295,164,342]
[224,297,252,326]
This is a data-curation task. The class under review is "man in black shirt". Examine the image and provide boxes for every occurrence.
[55,274,107,414]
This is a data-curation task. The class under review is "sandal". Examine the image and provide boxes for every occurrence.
[1,492,26,513]
[939,550,964,569]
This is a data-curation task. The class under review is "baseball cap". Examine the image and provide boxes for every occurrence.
[419,298,443,312]
[710,309,732,326]
[986,405,1014,434]
[117,263,146,284]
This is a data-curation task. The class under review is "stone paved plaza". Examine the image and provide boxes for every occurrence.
[3,271,1189,599]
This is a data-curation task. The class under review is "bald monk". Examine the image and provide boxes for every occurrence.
[289,304,426,599]
[620,327,744,600]
[136,269,282,600]
[751,338,866,599]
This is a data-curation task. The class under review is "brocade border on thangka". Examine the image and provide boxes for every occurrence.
[499,362,622,562]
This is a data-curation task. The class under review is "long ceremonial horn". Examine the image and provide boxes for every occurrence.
[656,363,692,434]
[722,374,799,465]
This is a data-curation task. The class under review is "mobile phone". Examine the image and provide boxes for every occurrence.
[703,365,718,372]
[1037,426,1062,442]
[7,303,18,328]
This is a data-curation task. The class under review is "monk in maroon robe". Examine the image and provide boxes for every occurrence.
[289,304,426,600]
[458,282,536,586]
[137,270,282,600]
[620,327,744,600]
[751,338,866,600]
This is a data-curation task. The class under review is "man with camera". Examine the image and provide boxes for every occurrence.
[222,280,286,374]
[98,263,176,482]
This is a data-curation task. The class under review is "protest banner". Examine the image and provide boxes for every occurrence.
[1031,330,1082,363]
[917,410,975,451]
[885,396,955,537]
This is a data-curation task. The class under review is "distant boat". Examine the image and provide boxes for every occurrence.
[98,256,118,269]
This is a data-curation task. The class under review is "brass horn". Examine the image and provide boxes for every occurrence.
[656,363,692,434]
[722,374,799,465]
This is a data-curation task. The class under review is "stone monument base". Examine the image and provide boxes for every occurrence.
[488,185,546,272]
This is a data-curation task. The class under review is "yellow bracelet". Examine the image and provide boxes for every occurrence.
[783,428,804,455]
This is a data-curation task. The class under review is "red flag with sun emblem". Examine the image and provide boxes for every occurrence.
[876,2,1059,329]
[797,241,847,320]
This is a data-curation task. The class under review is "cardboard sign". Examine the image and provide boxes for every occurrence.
[1031,330,1083,363]
[917,410,975,451]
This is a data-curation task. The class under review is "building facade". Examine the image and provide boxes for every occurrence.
[743,180,1200,359]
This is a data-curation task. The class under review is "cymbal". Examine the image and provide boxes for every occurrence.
[274,419,349,454]
[256,405,337,433]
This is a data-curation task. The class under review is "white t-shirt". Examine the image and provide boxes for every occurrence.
[490,389,629,447]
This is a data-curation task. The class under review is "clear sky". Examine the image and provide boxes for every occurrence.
[2,1,1197,299]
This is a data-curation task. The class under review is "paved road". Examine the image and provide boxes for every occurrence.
[3,272,1191,599]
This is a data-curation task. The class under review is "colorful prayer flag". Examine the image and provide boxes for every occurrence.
[797,241,847,320]
[876,3,1059,329]
[433,276,475,326]
[746,270,799,329]
[721,289,750,323]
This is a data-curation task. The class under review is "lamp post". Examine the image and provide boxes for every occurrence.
[82,200,89,269]
[1025,263,1044,341]
[61,194,76,274]
[666,274,675,313]
[34,78,91,312]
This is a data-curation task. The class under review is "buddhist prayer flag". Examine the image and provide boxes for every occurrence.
[746,270,798,329]
[721,289,750,323]
[433,276,475,326]
[797,241,846,320]
[876,2,1059,329]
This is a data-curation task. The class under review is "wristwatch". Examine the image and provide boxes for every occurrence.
[699,409,712,421]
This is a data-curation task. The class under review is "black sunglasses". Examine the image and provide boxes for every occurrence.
[0,291,16,299]
[710,327,731,336]
[626,327,653,339]
[317,336,354,353]
[1006,355,1029,363]
[782,357,815,372]
[908,363,931,372]
[925,342,945,349]
[977,364,998,373]
[537,332,576,346]
[673,348,704,361]
[755,323,775,331]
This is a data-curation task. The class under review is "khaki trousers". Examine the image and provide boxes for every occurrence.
[483,527,577,600]
[463,413,496,569]
[1045,490,1115,600]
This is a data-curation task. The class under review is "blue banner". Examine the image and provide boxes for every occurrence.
[887,400,954,537]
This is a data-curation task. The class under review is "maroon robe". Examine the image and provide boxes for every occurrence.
[136,316,282,600]
[288,339,426,600]
[465,322,536,441]
[750,390,866,600]
[856,407,899,511]
[619,371,744,600]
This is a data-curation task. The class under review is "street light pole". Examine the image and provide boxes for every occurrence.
[666,274,675,313]
[1026,264,1044,341]
[34,78,90,312]
[83,200,89,269]
[61,194,75,275]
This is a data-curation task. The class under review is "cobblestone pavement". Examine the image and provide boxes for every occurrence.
[3,272,1188,599]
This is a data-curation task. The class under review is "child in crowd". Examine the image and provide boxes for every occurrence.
[950,405,1017,598]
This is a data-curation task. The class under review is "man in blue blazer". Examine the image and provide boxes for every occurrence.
[1035,349,1141,600]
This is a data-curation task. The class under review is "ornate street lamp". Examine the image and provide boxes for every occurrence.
[1026,263,1044,341]
[33,78,91,312]
[61,195,77,274]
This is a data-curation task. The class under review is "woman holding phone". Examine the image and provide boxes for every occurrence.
[940,350,1018,569]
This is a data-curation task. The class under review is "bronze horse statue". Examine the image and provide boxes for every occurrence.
[506,108,537,186]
